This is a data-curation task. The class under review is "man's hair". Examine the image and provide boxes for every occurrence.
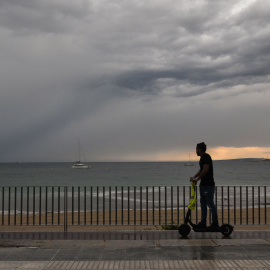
[197,142,207,152]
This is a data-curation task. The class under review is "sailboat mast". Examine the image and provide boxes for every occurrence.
[78,139,88,163]
[78,139,81,161]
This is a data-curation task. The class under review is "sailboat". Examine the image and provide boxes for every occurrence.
[71,140,90,169]
[184,153,194,166]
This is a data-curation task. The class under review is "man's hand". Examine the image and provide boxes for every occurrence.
[190,177,197,182]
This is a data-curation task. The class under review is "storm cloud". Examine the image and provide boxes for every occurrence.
[1,0,270,161]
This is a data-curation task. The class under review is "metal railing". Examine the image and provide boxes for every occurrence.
[1,186,269,230]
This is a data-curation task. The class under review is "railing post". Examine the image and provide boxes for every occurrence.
[64,186,68,232]
[152,186,155,225]
[265,186,267,225]
[134,187,136,225]
[165,186,167,225]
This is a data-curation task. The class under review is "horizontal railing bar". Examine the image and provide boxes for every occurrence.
[1,185,270,188]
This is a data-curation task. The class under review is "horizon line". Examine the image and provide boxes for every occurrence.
[0,158,265,163]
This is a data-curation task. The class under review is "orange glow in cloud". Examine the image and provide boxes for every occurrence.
[209,146,270,160]
[115,147,270,162]
[132,146,270,161]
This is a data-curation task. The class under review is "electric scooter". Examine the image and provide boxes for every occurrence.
[178,182,234,237]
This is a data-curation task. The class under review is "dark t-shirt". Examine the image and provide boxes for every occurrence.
[199,153,214,186]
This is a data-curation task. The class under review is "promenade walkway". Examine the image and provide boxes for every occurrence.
[1,230,270,269]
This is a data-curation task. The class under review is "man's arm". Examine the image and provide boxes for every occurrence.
[190,168,201,182]
[190,164,209,182]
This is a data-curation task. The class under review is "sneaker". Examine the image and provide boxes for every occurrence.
[207,223,221,232]
[194,221,207,230]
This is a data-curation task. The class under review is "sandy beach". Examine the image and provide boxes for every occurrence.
[1,207,269,231]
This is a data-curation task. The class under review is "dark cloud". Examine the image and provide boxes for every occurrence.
[0,0,91,34]
[0,0,270,161]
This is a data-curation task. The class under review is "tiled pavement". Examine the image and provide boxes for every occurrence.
[1,260,270,269]
[0,231,270,269]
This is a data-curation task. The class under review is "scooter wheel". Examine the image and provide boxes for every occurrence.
[178,224,191,236]
[221,224,234,236]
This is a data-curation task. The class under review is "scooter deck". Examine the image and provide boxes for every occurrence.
[179,223,233,237]
[193,227,222,233]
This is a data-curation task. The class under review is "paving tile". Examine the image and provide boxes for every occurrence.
[71,261,80,269]
[71,248,104,261]
[83,261,94,269]
[125,247,157,261]
[159,239,216,246]
[50,248,81,261]
[213,239,269,246]
[0,248,56,261]
[104,240,155,248]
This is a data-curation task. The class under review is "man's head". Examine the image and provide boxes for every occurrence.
[196,142,207,156]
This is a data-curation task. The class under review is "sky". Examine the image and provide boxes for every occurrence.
[1,0,270,162]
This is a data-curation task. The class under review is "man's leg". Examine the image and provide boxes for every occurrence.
[200,186,208,225]
[205,185,219,225]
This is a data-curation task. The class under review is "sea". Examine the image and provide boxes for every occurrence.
[0,160,269,213]
[0,159,269,187]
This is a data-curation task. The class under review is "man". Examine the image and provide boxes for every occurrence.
[190,142,219,230]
